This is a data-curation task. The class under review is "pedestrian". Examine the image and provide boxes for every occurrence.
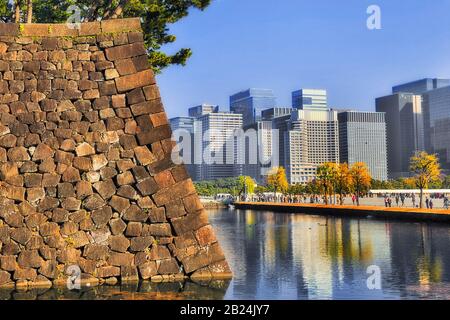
[400,194,405,207]
[352,195,356,205]
[384,196,388,207]
[444,197,449,210]
[412,194,416,208]
[426,197,430,209]
[395,195,399,206]
[430,199,434,210]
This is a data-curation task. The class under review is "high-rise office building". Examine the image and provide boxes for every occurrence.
[169,116,197,180]
[422,86,450,170]
[375,93,424,178]
[196,112,243,181]
[230,88,276,127]
[273,108,339,184]
[261,107,294,121]
[292,89,328,110]
[392,78,450,94]
[242,120,278,183]
[188,104,219,117]
[338,111,388,181]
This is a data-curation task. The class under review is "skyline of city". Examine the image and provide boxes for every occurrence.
[170,76,450,184]
[157,0,450,119]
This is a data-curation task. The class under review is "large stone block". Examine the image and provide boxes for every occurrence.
[115,69,155,93]
[105,42,146,61]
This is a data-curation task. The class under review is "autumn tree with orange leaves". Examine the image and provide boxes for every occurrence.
[350,162,372,206]
[410,151,441,209]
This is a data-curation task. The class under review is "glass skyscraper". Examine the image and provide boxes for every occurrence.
[230,88,276,127]
[375,93,424,178]
[292,89,328,110]
[423,86,450,170]
[392,78,450,95]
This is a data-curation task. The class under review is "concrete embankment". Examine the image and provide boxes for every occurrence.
[234,202,450,223]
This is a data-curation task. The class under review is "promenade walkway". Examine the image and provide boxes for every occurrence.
[233,202,450,223]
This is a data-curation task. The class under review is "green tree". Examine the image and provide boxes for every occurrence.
[410,151,441,208]
[237,176,255,196]
[267,167,289,195]
[0,0,12,22]
[288,183,304,195]
[350,162,372,206]
[9,0,212,73]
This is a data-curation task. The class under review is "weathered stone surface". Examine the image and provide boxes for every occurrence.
[109,218,127,236]
[108,252,134,266]
[83,194,106,210]
[129,236,153,252]
[134,146,156,166]
[158,258,180,275]
[75,142,95,157]
[138,261,157,280]
[97,266,120,278]
[93,179,116,200]
[71,231,90,248]
[1,256,17,272]
[110,235,130,253]
[109,195,130,214]
[91,206,113,227]
[0,20,229,287]
[83,244,109,261]
[115,69,155,93]
[18,250,44,269]
[136,177,158,196]
[123,205,147,222]
[105,42,146,61]
[11,228,32,245]
[125,222,142,237]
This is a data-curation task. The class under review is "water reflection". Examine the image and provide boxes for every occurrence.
[3,209,450,300]
[0,280,230,300]
[208,209,450,300]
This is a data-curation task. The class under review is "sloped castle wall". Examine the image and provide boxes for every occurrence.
[0,18,231,289]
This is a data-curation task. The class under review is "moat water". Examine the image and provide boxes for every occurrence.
[3,208,450,300]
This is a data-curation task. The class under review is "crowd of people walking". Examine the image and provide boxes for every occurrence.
[236,192,450,210]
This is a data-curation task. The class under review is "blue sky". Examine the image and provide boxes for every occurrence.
[156,0,450,118]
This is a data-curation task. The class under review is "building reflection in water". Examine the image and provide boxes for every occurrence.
[5,209,450,300]
[208,209,450,300]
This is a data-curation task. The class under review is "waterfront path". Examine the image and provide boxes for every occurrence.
[233,202,450,223]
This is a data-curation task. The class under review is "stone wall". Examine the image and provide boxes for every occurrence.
[0,18,231,289]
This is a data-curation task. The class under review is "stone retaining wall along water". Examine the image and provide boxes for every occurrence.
[0,18,231,289]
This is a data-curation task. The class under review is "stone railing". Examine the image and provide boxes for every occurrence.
[0,18,231,290]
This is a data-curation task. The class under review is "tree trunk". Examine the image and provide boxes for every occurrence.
[356,186,360,206]
[15,0,21,23]
[104,0,127,19]
[420,188,424,209]
[26,0,33,23]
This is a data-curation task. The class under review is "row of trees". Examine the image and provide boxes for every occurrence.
[194,176,255,197]
[193,151,442,209]
[1,0,213,73]
[263,163,371,206]
[262,151,440,209]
